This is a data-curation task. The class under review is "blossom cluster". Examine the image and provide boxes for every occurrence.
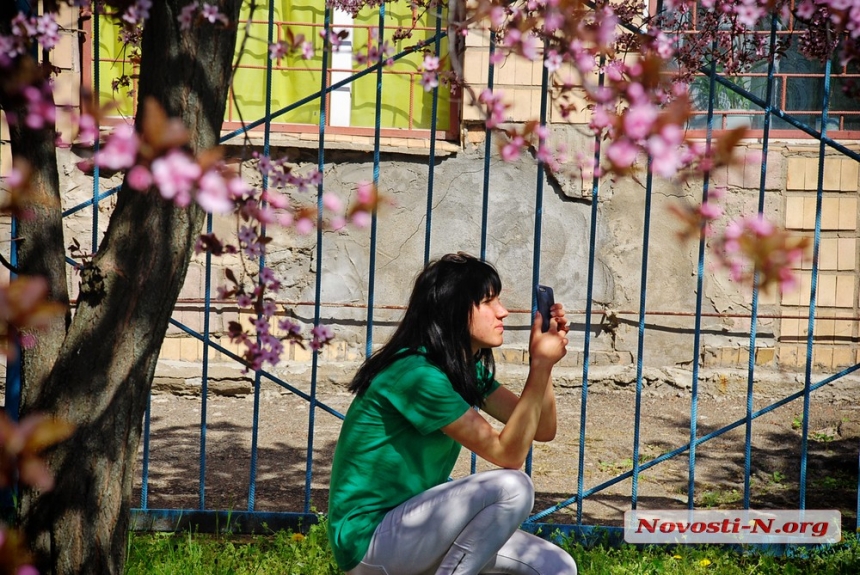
[0,12,59,66]
[179,2,231,30]
[269,32,315,61]
[89,100,243,214]
[354,27,394,67]
[714,215,810,294]
[419,54,440,91]
[795,0,860,65]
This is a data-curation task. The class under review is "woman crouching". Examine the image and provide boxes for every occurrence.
[328,252,578,575]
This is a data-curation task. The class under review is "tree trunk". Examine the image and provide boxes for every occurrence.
[14,2,242,574]
[0,6,71,399]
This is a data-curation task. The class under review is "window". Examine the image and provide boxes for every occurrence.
[86,2,455,140]
[660,1,860,135]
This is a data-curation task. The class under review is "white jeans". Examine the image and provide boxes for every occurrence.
[347,469,578,575]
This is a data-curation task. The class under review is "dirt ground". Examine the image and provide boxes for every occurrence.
[134,363,860,531]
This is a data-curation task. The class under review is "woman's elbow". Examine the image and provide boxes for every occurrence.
[534,427,557,442]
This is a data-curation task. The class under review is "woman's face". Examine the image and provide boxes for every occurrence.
[469,295,509,353]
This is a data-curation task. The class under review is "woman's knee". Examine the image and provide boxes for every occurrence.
[495,469,534,496]
[487,469,535,514]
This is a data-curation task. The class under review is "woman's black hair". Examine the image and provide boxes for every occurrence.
[348,252,501,407]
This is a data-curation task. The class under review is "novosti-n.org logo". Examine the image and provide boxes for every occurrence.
[624,510,841,544]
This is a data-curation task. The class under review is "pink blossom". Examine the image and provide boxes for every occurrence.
[746,215,774,236]
[275,213,294,227]
[351,211,371,228]
[544,10,564,32]
[322,192,343,212]
[19,333,37,349]
[420,71,439,91]
[5,167,25,188]
[623,104,658,141]
[296,218,314,235]
[151,150,201,206]
[279,318,302,334]
[735,5,762,28]
[724,220,743,241]
[422,54,440,72]
[699,202,723,220]
[34,14,59,50]
[123,0,152,26]
[652,31,674,60]
[356,181,374,204]
[269,41,288,60]
[178,3,199,30]
[520,34,539,60]
[605,139,638,168]
[262,189,289,209]
[544,50,563,73]
[253,316,270,333]
[596,9,618,47]
[201,4,228,25]
[238,226,257,244]
[796,0,816,19]
[260,267,277,287]
[228,177,251,199]
[197,170,233,214]
[23,85,55,130]
[501,136,524,162]
[77,113,97,146]
[311,324,334,349]
[779,267,798,293]
[95,123,139,171]
[301,41,314,60]
[650,149,681,178]
[127,165,152,191]
[490,6,507,28]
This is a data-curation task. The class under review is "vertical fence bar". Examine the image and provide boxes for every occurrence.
[248,0,279,511]
[630,167,653,509]
[479,35,496,261]
[688,36,720,509]
[91,7,100,253]
[800,57,833,509]
[474,33,496,476]
[364,4,387,358]
[525,60,551,478]
[198,214,213,509]
[576,57,605,524]
[743,12,779,509]
[1,0,26,419]
[423,2,443,264]
[305,6,333,514]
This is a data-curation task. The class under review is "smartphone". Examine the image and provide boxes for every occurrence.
[535,284,555,332]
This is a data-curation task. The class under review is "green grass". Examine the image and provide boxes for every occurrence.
[126,524,860,575]
[561,536,860,574]
[125,521,339,575]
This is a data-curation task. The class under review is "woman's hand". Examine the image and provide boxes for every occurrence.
[529,303,568,366]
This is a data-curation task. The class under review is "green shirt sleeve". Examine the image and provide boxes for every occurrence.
[384,359,471,435]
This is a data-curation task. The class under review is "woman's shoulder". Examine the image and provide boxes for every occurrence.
[382,348,436,373]
[371,349,446,388]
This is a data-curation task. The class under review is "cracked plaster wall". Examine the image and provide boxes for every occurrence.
[54,139,769,369]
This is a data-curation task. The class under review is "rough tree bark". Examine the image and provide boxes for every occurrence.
[4,2,242,574]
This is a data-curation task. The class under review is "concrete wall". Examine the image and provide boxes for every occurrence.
[2,8,860,380]
[28,131,859,380]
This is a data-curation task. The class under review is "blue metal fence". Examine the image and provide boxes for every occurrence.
[6,2,860,544]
